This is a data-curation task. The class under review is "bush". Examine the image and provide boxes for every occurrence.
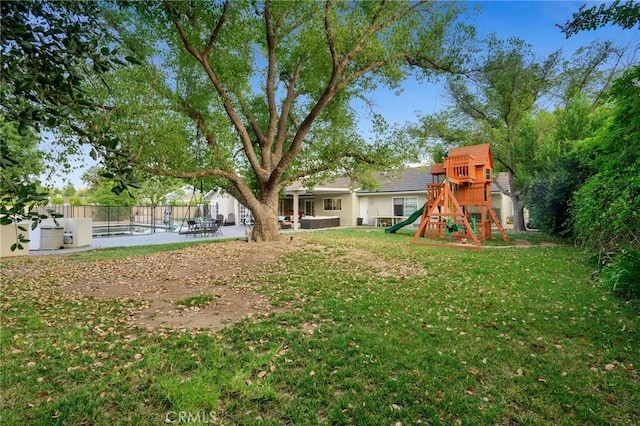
[604,249,640,298]
[525,154,586,237]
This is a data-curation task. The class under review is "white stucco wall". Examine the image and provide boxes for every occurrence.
[361,193,428,226]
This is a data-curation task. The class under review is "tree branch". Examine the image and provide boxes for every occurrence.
[339,1,425,71]
[163,0,267,182]
[237,94,266,146]
[491,174,512,198]
[324,0,339,70]
[264,1,279,155]
[203,0,229,56]
[180,99,218,149]
[139,164,257,208]
[274,60,303,160]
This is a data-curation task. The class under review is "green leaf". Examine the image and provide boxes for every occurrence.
[17,122,29,136]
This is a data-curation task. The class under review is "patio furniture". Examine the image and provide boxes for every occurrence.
[185,220,201,237]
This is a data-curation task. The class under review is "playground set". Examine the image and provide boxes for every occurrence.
[386,143,508,250]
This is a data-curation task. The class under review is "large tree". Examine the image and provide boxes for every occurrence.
[86,1,473,242]
[411,37,623,231]
[415,37,561,231]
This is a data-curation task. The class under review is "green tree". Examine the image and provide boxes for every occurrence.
[559,0,640,296]
[0,118,44,184]
[1,1,134,249]
[572,66,640,252]
[557,0,640,37]
[86,1,474,242]
[82,166,139,206]
[62,183,77,197]
[137,175,184,207]
[523,95,600,236]
[553,41,625,109]
[415,37,561,231]
[412,36,624,232]
[0,118,53,250]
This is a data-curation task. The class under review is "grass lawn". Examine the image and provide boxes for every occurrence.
[1,229,638,424]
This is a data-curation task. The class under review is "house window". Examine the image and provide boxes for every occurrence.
[486,168,492,181]
[239,204,252,224]
[323,198,342,211]
[305,200,315,216]
[393,197,418,216]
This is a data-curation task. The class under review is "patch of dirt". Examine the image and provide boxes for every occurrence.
[514,239,532,247]
[61,239,305,331]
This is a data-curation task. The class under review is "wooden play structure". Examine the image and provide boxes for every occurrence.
[412,143,508,250]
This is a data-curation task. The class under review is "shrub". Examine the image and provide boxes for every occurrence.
[604,249,640,298]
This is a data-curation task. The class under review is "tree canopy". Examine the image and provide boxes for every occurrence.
[410,35,626,232]
[78,0,474,241]
[557,0,640,37]
[0,0,135,248]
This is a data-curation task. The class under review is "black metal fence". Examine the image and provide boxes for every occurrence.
[33,204,211,237]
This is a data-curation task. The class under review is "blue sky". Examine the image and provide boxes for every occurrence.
[51,1,637,189]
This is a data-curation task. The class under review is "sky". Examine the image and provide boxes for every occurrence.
[47,1,638,190]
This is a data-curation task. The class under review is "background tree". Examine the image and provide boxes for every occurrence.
[81,166,139,206]
[571,66,639,252]
[412,37,561,231]
[411,36,624,232]
[86,0,474,242]
[0,0,135,249]
[557,0,640,37]
[522,94,602,236]
[0,118,45,185]
[556,1,639,296]
[62,183,77,198]
[0,118,52,250]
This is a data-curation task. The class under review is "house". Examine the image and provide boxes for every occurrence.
[204,190,252,225]
[278,167,514,229]
[356,167,433,227]
[195,166,513,230]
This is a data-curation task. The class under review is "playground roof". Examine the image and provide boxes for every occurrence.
[430,163,445,175]
[447,143,494,170]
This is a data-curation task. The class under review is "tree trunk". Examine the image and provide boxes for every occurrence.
[250,203,281,242]
[510,193,526,232]
[506,171,526,232]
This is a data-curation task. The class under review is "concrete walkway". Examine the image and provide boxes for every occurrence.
[29,224,256,256]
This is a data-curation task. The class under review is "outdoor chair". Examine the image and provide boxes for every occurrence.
[186,220,201,237]
[225,213,236,226]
